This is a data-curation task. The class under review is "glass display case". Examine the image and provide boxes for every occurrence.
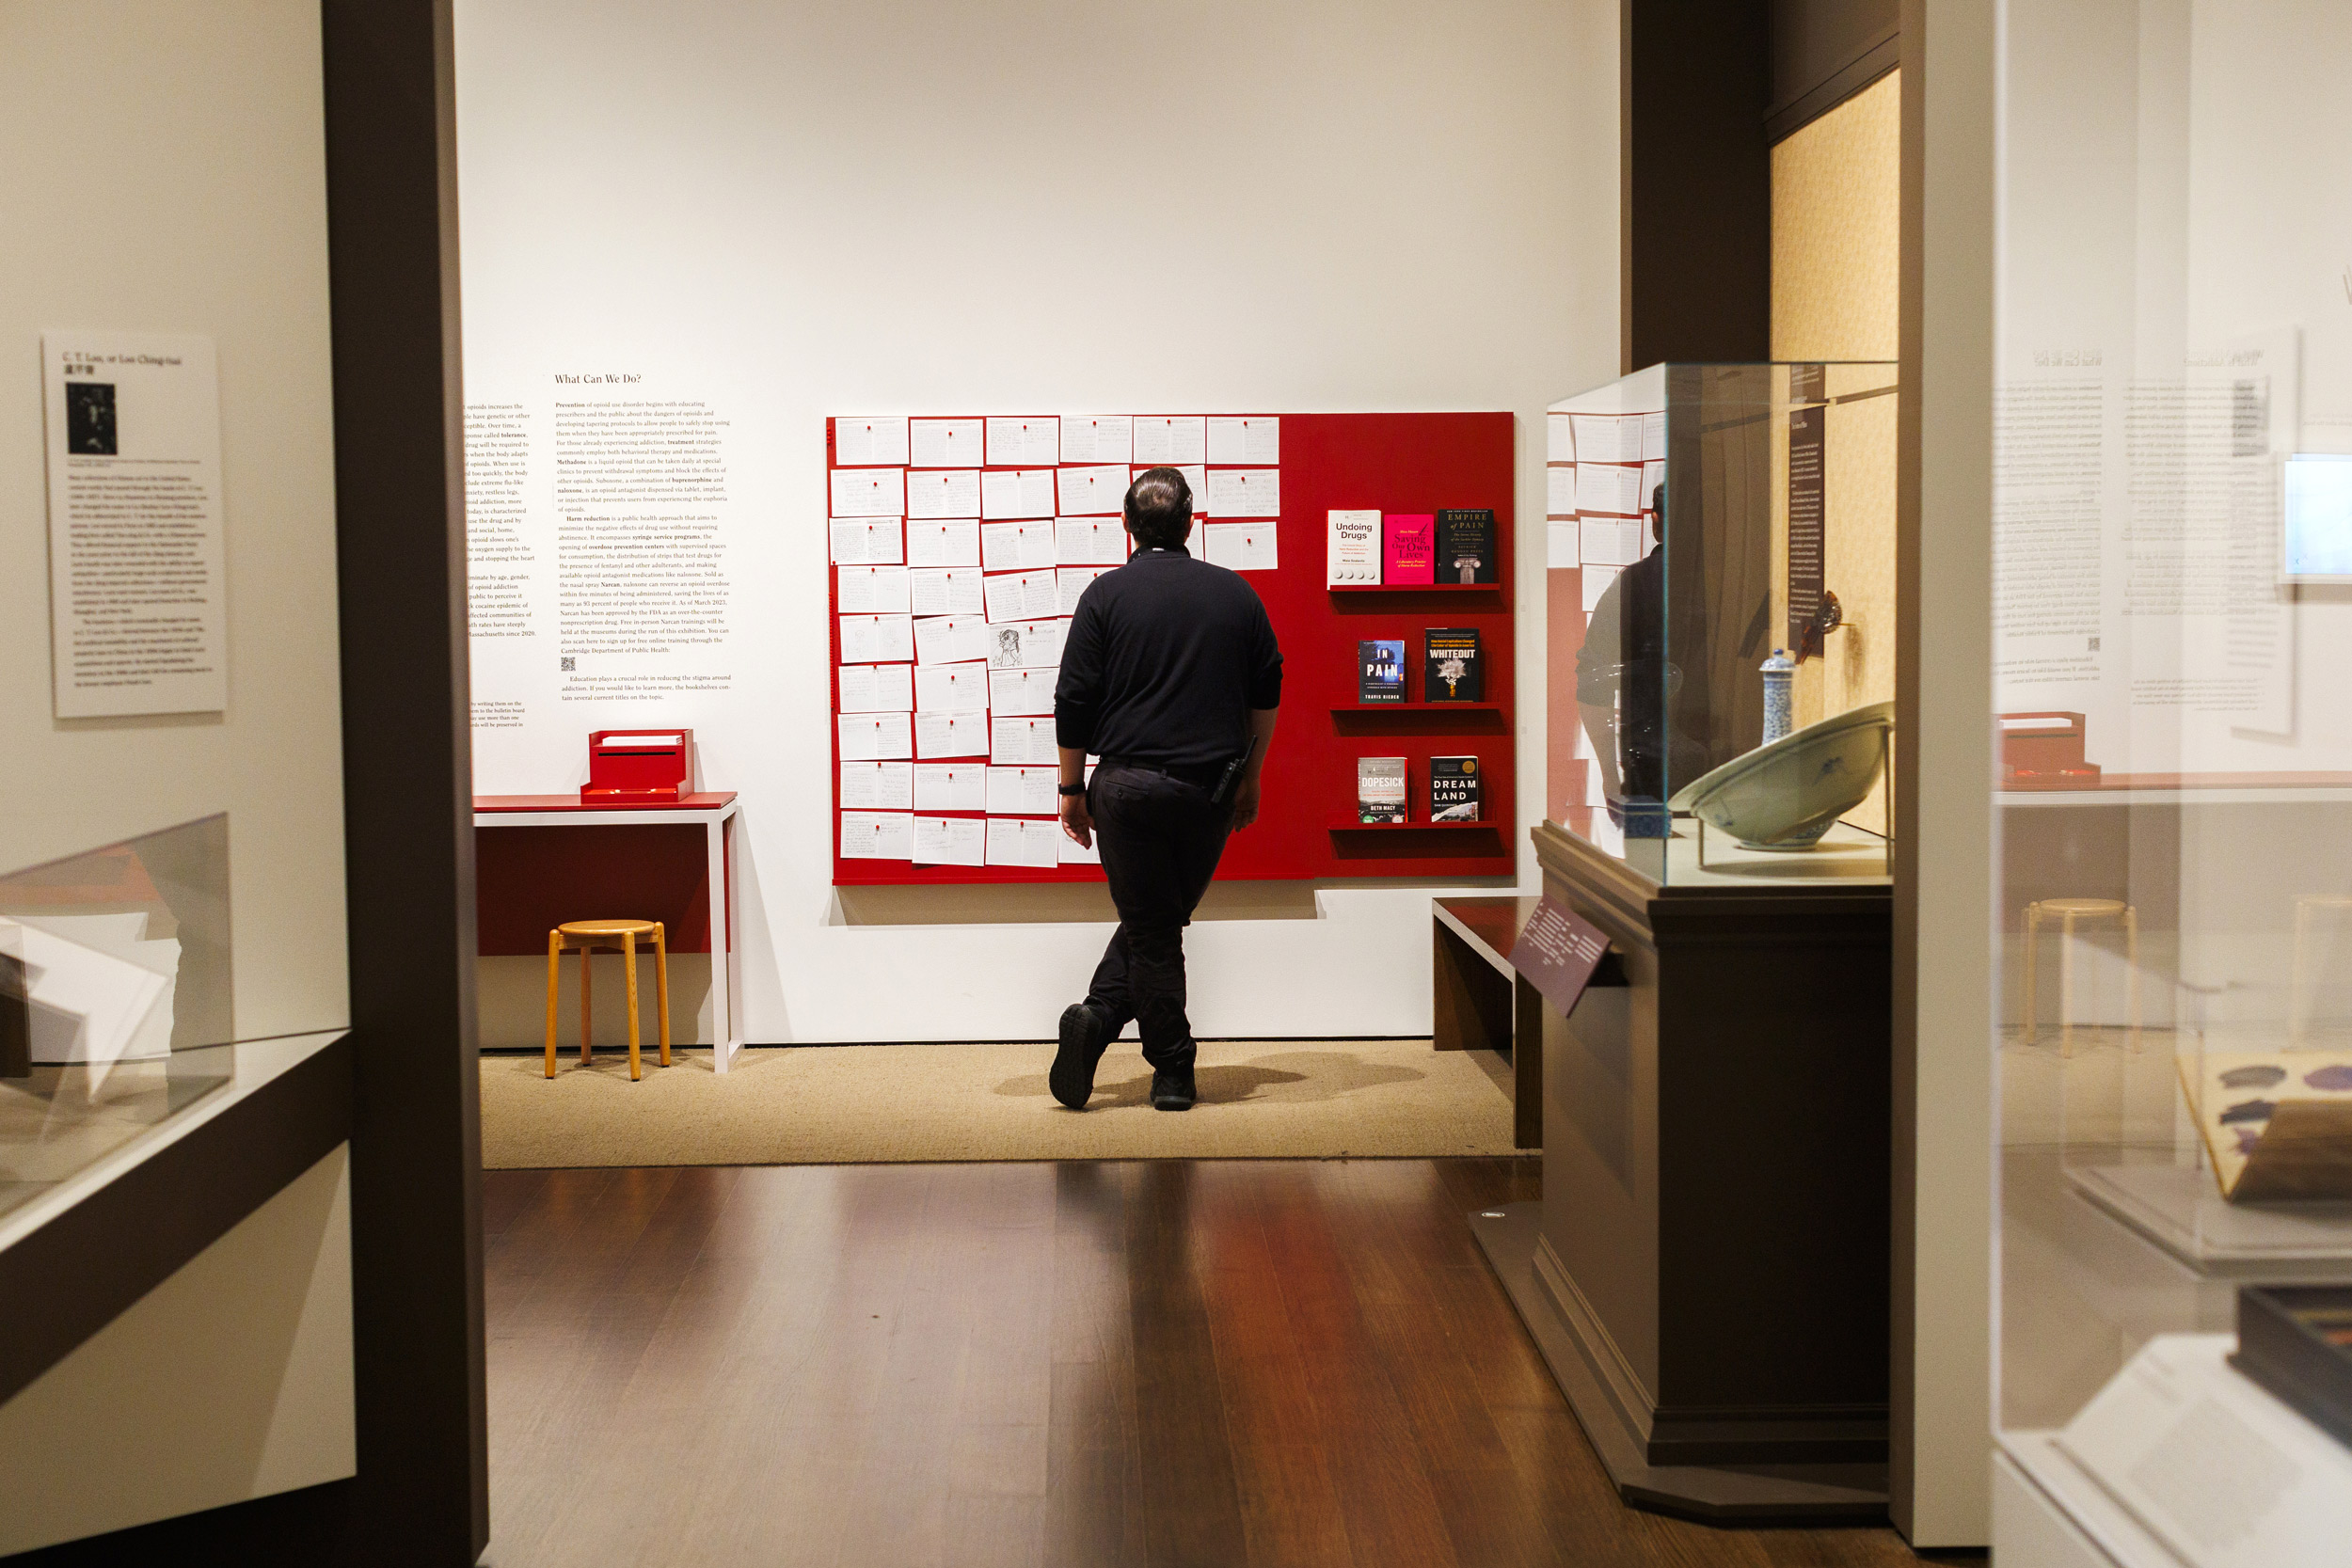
[1510,362,1903,1520]
[1545,360,1897,886]
[1991,5,2352,1558]
[0,816,237,1224]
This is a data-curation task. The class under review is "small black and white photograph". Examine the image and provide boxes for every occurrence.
[989,625,1025,668]
[65,381,117,454]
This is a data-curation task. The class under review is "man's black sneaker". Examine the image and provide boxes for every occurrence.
[1151,1064,1197,1112]
[1051,1004,1109,1110]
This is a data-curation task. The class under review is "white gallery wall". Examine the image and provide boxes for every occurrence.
[1998,0,2352,775]
[0,2,356,1544]
[0,0,350,1037]
[1995,0,2352,1027]
[454,0,1621,1042]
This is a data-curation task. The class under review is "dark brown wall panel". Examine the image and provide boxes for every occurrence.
[1622,0,1772,371]
[1769,0,1899,141]
[319,0,489,1561]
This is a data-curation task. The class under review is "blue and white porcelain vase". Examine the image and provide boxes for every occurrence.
[1760,648,1795,745]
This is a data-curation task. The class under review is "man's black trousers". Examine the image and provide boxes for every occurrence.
[1083,762,1234,1069]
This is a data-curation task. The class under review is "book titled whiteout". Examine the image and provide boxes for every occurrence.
[1327,509,1382,585]
[1357,756,1407,823]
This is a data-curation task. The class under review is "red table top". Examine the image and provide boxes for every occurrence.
[473,792,738,814]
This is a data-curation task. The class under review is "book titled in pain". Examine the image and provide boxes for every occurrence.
[1430,755,1481,822]
[1423,627,1483,702]
[1357,757,1407,823]
[1358,639,1406,703]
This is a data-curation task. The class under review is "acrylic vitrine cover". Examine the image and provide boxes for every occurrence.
[0,816,240,1226]
[1985,8,2352,1506]
[1543,362,1897,886]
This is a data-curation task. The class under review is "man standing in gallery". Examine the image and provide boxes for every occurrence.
[1050,467,1281,1112]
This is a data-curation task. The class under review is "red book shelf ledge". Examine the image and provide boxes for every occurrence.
[1327,817,1501,832]
[1328,703,1503,715]
[1327,583,1504,594]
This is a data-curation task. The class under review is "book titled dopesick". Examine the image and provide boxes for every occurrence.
[1356,757,1407,823]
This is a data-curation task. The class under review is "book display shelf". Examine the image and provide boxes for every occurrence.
[827,411,1515,885]
[1327,584,1502,595]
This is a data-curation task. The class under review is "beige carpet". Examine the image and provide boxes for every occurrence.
[480,1038,1519,1168]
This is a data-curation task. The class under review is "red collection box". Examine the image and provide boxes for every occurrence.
[582,729,692,803]
[1999,712,2101,787]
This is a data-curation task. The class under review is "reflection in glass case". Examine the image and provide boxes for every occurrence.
[0,816,235,1223]
[1545,361,1897,886]
[1991,2,2352,1551]
[2004,793,2352,1418]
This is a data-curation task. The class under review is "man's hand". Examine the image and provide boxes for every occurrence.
[1228,707,1276,831]
[1229,775,1262,831]
[1059,790,1093,849]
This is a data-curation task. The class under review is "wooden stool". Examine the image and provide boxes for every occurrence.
[545,920,669,1080]
[2291,895,2352,1045]
[2022,897,2137,1055]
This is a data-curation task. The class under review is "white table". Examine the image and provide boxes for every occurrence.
[472,794,743,1072]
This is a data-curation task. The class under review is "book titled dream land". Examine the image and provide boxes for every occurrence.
[1430,755,1481,822]
[1434,508,1496,583]
[1357,756,1407,823]
[1423,627,1482,702]
[1358,639,1406,703]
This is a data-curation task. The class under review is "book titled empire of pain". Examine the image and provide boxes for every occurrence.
[1434,508,1497,583]
[1423,627,1483,702]
[1430,755,1482,822]
[1358,639,1406,703]
[1357,756,1407,823]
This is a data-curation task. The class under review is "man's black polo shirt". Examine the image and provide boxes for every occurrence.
[1053,545,1283,770]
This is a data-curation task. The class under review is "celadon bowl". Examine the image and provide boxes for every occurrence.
[1665,700,1895,850]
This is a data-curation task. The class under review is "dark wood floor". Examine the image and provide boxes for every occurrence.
[483,1159,1942,1567]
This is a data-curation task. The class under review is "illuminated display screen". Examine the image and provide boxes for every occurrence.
[2284,453,2352,580]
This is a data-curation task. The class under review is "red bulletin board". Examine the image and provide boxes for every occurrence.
[828,411,1515,884]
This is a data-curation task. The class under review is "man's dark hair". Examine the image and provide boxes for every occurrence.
[1124,467,1193,549]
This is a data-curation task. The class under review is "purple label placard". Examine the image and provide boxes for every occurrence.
[1508,895,1611,1016]
[1787,403,1825,657]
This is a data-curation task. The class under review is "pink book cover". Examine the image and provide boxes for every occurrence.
[1382,514,1435,584]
